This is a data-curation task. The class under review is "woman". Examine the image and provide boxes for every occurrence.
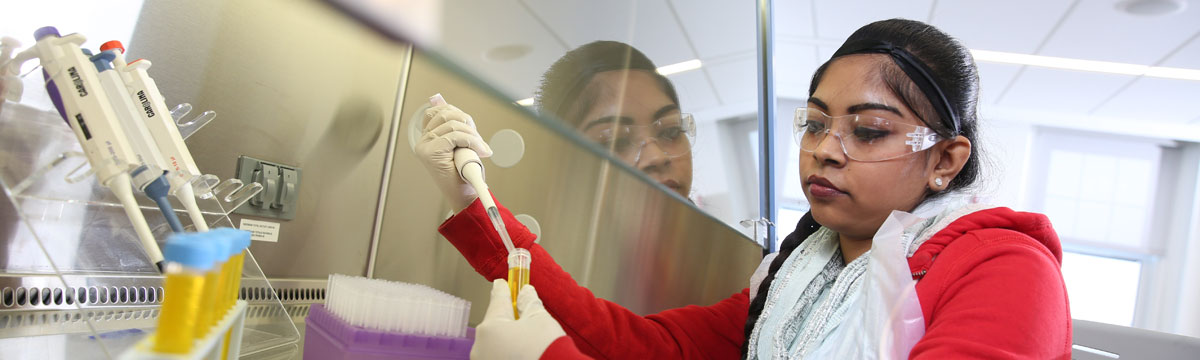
[538,40,696,198]
[420,19,1071,359]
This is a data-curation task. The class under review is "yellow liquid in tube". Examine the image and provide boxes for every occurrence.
[508,266,529,319]
[155,269,206,353]
[228,253,244,305]
[507,248,531,319]
[194,261,224,337]
[217,257,233,310]
[213,261,229,317]
[220,252,245,360]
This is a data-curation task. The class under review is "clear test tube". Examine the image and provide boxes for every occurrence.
[506,248,531,319]
[155,235,217,354]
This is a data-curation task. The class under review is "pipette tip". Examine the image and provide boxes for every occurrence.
[485,206,516,254]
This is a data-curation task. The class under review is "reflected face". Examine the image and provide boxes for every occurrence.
[799,55,934,240]
[573,70,693,197]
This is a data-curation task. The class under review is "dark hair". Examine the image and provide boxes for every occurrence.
[811,19,981,194]
[741,18,983,358]
[535,41,681,126]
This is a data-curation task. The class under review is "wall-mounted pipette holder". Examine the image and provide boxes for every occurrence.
[0,100,300,358]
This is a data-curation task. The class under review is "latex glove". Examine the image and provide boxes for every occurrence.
[471,279,567,360]
[415,103,493,211]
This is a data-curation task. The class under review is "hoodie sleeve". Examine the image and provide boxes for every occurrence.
[908,228,1073,360]
[439,197,750,359]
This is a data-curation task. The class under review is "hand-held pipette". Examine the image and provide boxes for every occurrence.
[101,41,210,232]
[90,49,184,234]
[428,93,529,319]
[30,26,164,267]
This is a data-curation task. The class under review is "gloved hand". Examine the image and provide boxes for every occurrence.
[415,103,493,211]
[471,279,567,360]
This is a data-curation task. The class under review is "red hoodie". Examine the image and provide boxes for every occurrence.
[439,199,1072,359]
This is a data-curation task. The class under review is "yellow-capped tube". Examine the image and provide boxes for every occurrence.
[154,235,218,354]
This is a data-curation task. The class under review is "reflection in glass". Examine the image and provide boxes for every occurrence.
[533,41,695,198]
[429,1,761,233]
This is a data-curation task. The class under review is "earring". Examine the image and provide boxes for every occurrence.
[934,178,944,187]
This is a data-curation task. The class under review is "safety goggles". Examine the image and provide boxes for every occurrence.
[794,107,941,162]
[584,113,696,163]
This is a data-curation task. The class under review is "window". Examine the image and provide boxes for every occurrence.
[1030,129,1165,327]
[1060,252,1142,326]
[1042,150,1156,251]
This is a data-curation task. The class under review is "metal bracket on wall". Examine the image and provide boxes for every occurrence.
[235,156,302,220]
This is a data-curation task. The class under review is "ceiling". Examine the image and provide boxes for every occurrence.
[433,0,1200,137]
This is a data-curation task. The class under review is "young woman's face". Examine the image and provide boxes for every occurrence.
[575,70,693,197]
[799,55,938,240]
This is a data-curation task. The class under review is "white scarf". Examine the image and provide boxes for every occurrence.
[747,194,990,359]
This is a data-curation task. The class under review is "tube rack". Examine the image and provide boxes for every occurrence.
[118,300,248,360]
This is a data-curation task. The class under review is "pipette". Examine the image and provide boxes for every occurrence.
[28,26,165,267]
[100,41,210,232]
[90,49,185,234]
[428,93,530,318]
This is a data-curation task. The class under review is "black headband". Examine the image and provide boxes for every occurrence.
[830,40,960,136]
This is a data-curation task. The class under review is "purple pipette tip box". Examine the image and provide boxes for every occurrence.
[303,303,474,359]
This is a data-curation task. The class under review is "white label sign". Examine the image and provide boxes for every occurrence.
[239,219,280,242]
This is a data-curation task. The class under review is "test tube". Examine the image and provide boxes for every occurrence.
[216,228,251,360]
[507,248,531,319]
[155,235,217,354]
[222,229,250,308]
[195,233,231,337]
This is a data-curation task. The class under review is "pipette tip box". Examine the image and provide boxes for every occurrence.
[303,303,474,360]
